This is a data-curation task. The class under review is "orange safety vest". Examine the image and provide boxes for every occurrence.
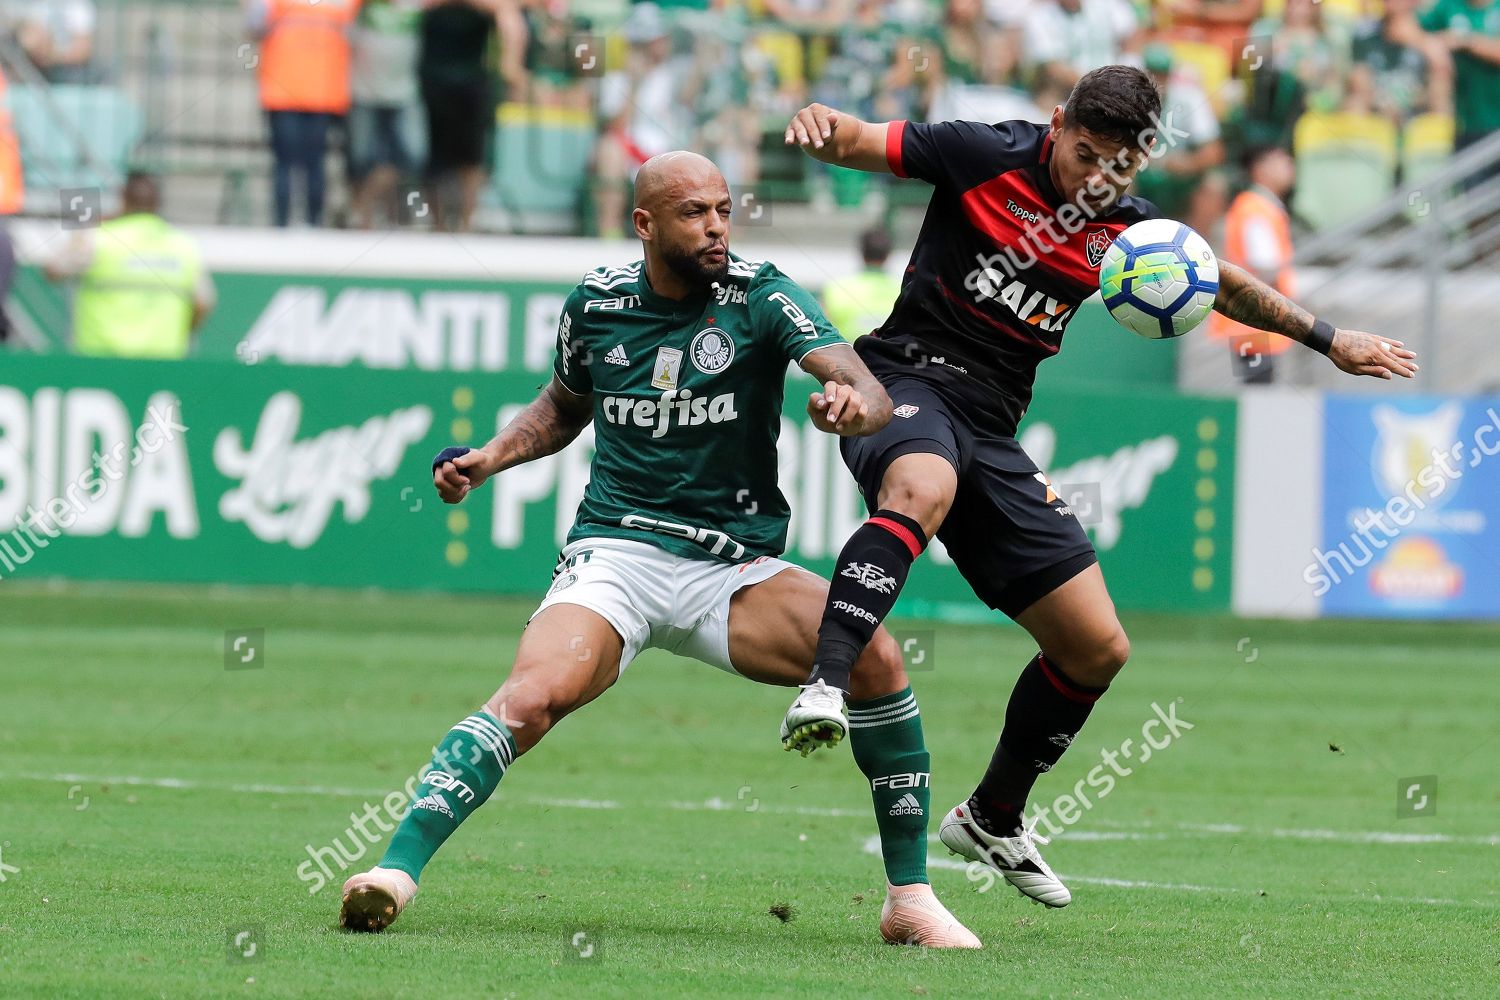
[257,0,361,114]
[1211,187,1295,356]
[0,68,24,214]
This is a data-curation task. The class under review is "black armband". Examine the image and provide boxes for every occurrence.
[1307,318,1336,355]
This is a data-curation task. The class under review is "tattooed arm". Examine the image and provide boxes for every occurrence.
[800,342,893,436]
[433,377,593,504]
[1215,260,1419,380]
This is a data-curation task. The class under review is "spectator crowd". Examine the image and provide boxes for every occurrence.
[0,0,1487,364]
[0,0,1492,238]
[237,0,1498,236]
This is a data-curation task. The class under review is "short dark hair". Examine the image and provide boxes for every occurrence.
[858,226,892,264]
[122,171,161,213]
[1062,65,1162,147]
[1240,144,1286,174]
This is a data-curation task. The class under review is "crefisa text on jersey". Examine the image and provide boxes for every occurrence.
[599,388,740,438]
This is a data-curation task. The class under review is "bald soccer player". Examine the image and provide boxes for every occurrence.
[337,152,981,948]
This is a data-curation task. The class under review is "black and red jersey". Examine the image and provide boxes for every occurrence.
[856,119,1158,437]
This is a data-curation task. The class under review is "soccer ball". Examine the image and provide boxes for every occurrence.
[1098,219,1219,340]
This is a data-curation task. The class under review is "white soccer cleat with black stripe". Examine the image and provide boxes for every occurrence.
[938,802,1072,908]
[780,679,848,756]
[339,866,418,932]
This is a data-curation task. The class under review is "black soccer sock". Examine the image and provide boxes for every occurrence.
[807,509,927,693]
[970,653,1108,836]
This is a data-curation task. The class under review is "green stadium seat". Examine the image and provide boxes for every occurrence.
[487,103,594,233]
[1291,112,1397,231]
[8,84,142,196]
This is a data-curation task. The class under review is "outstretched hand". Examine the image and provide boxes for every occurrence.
[1329,330,1420,380]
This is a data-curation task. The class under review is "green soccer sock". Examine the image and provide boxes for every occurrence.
[379,710,515,883]
[848,687,930,886]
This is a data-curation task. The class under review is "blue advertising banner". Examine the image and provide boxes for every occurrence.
[1318,396,1500,618]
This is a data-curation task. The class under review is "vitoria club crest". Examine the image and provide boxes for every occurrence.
[1085,229,1111,269]
[690,327,735,374]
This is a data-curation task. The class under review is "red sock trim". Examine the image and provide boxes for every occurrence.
[1037,654,1104,704]
[869,516,923,559]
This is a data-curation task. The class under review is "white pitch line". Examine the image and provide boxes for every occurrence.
[7,771,1498,845]
[918,851,1230,893]
[12,771,387,798]
[865,837,1487,907]
[1,772,867,819]
[1097,820,1500,848]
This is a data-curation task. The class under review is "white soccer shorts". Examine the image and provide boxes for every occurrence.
[530,536,803,674]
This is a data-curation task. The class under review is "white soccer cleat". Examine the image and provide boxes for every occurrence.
[779,679,848,756]
[939,802,1072,908]
[879,882,983,949]
[339,866,418,932]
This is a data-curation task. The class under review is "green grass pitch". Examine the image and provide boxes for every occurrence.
[1,581,1496,998]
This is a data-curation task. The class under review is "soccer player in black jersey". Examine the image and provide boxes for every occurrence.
[776,65,1419,907]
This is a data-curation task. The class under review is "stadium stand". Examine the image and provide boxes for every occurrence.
[0,0,1490,241]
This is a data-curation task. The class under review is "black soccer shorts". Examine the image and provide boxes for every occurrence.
[840,377,1098,619]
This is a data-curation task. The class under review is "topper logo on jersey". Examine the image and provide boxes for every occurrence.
[691,328,735,374]
[1007,198,1041,225]
[599,388,740,438]
[962,267,1075,331]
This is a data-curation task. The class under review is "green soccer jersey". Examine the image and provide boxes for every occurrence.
[1421,0,1500,137]
[552,253,845,563]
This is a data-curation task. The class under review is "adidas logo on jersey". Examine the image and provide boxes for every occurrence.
[605,345,629,366]
[888,793,924,816]
[412,793,454,819]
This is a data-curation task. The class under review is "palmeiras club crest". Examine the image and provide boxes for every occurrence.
[1085,229,1111,268]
